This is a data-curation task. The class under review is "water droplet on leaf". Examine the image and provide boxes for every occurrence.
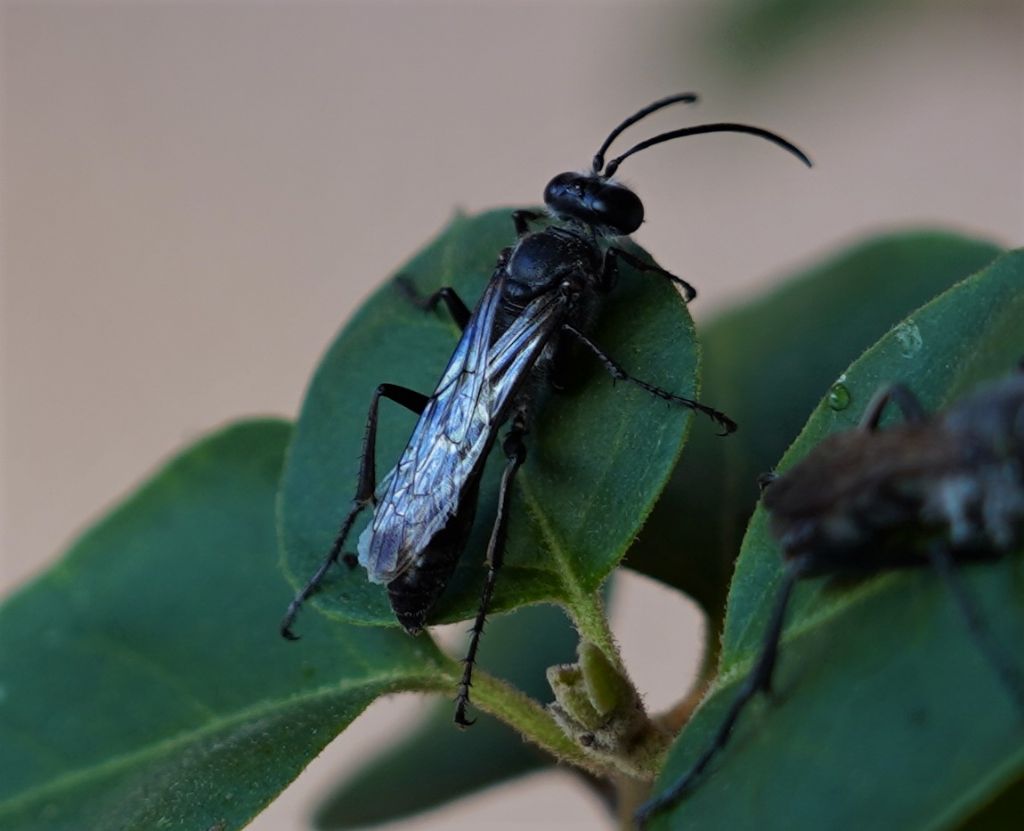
[828,383,851,411]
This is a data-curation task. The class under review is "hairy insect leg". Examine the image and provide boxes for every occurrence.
[280,382,430,640]
[927,543,1024,716]
[394,276,471,331]
[635,560,807,828]
[859,383,927,431]
[561,324,737,435]
[280,502,367,642]
[603,246,697,302]
[454,416,528,728]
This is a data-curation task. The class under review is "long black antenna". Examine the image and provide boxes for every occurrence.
[592,93,699,174]
[603,122,813,177]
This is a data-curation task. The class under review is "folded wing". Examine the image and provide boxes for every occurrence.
[358,275,566,583]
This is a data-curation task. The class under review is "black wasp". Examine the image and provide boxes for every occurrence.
[282,93,812,726]
[637,368,1024,827]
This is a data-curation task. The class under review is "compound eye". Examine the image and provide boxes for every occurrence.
[594,183,644,234]
[543,172,584,216]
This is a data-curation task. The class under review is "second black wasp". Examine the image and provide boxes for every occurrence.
[637,367,1024,827]
[282,93,812,726]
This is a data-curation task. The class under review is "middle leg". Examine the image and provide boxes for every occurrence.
[454,414,529,727]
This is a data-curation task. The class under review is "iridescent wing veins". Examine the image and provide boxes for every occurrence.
[358,274,567,583]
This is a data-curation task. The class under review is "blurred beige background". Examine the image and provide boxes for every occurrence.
[2,2,1022,829]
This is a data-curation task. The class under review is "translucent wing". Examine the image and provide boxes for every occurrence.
[358,275,566,583]
[486,287,567,413]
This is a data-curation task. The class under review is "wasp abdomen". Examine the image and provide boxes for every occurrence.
[386,476,483,634]
[386,549,462,635]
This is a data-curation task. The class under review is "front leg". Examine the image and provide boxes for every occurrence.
[395,276,471,331]
[603,247,697,301]
[512,209,543,237]
[562,324,736,434]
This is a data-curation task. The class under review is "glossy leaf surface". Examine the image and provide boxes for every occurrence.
[0,422,444,831]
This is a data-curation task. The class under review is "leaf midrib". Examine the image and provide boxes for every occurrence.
[0,671,445,817]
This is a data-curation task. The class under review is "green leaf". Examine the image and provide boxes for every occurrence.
[652,250,1024,829]
[634,231,1002,615]
[313,602,580,828]
[279,208,700,629]
[0,422,445,831]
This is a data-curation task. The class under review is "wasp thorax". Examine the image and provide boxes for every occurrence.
[544,172,644,235]
[506,227,599,293]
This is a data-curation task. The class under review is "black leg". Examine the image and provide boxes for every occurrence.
[635,560,806,828]
[394,276,471,331]
[512,209,543,237]
[545,331,577,393]
[604,247,697,302]
[561,324,737,435]
[357,384,431,499]
[280,383,430,640]
[859,383,927,431]
[453,415,528,727]
[927,543,1024,716]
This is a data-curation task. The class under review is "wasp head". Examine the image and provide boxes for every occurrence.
[543,172,644,236]
[542,93,811,238]
[547,93,811,242]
